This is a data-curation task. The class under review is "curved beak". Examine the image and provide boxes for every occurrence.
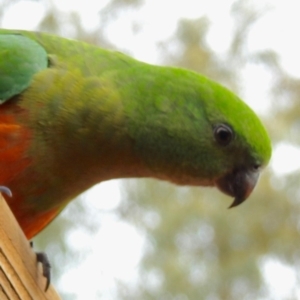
[215,167,260,208]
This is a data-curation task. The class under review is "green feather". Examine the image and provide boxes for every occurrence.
[0,34,47,103]
[0,29,272,230]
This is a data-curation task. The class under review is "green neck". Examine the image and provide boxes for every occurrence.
[19,69,152,191]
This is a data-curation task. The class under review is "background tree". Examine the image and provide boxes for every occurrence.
[0,0,299,299]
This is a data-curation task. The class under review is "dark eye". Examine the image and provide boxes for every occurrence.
[214,124,234,146]
[252,163,261,171]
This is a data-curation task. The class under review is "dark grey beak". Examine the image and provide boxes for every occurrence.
[215,168,260,208]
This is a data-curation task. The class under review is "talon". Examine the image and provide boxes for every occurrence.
[36,252,51,291]
[30,241,51,291]
[0,186,12,197]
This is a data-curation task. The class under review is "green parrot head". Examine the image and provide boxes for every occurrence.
[124,66,272,207]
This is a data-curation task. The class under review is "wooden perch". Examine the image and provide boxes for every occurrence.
[0,194,61,299]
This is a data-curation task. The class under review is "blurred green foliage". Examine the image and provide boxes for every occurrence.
[1,0,299,299]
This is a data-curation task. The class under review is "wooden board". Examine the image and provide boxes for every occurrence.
[0,194,61,299]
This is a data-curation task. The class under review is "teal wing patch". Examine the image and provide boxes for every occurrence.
[0,34,48,103]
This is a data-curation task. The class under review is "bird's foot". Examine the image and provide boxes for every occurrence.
[30,241,51,291]
[0,186,12,197]
[36,252,51,291]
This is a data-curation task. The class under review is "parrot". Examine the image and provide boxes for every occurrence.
[0,29,271,288]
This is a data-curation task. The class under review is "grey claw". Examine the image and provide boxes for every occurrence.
[36,252,51,291]
[0,186,12,197]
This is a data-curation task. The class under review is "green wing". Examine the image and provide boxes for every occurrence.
[0,34,48,103]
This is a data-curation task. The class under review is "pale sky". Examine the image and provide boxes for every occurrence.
[1,0,300,298]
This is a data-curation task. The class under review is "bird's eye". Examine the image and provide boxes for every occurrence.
[214,124,234,146]
[252,163,261,171]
